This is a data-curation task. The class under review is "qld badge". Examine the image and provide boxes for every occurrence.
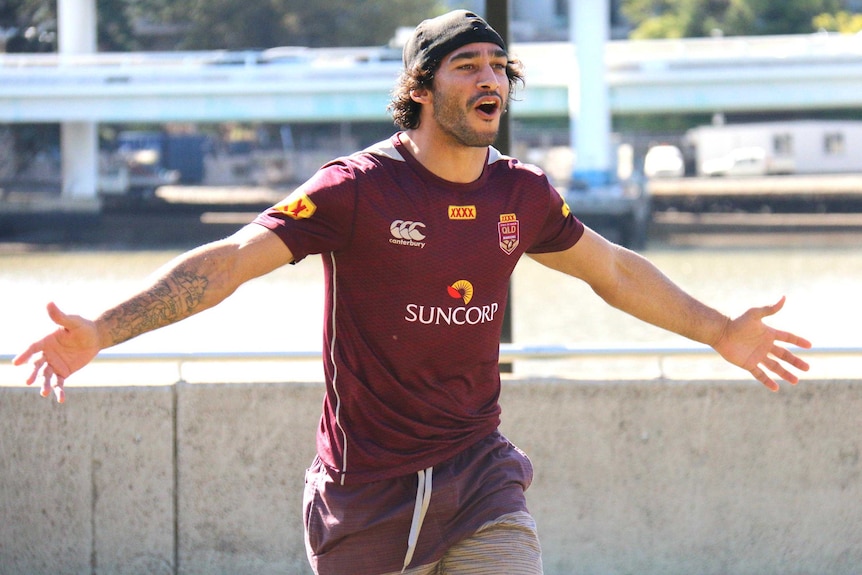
[498,213,520,255]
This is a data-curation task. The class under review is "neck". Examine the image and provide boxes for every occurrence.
[399,129,489,183]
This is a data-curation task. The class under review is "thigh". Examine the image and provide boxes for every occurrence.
[438,511,543,575]
[395,561,440,575]
[384,511,542,575]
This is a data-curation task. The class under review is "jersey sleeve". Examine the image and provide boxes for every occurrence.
[526,181,585,254]
[253,161,357,263]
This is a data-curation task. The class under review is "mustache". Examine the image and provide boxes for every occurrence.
[468,92,504,107]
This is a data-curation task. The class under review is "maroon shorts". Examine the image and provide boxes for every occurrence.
[303,430,534,575]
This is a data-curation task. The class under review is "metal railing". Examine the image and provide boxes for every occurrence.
[3,32,860,71]
[2,343,855,375]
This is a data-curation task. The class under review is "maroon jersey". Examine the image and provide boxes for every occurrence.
[254,134,584,484]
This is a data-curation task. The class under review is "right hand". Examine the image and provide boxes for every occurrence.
[711,296,811,392]
[12,302,101,403]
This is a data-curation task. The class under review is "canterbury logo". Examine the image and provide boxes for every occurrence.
[390,220,427,241]
[448,205,476,220]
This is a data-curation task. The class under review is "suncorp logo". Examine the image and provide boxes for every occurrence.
[404,280,500,326]
[390,219,426,249]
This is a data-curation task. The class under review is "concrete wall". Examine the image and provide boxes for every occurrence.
[1,378,859,575]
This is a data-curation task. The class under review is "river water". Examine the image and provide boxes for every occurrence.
[1,225,860,387]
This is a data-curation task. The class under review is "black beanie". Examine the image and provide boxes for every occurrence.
[402,10,507,72]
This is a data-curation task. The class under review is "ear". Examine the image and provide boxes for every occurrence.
[410,87,431,104]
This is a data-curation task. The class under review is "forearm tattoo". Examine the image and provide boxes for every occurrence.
[101,266,210,346]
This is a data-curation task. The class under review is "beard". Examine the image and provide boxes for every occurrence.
[431,86,503,148]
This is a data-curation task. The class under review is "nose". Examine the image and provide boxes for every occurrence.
[477,63,501,91]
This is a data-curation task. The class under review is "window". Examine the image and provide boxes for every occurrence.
[555,0,569,19]
[824,132,845,155]
[772,133,793,157]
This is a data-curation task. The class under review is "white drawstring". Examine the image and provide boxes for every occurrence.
[401,466,433,573]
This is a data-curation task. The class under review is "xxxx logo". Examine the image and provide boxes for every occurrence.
[448,205,477,220]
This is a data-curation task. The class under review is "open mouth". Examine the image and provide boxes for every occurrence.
[474,97,501,118]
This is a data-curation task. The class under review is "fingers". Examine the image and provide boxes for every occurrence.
[751,298,810,350]
[752,344,809,392]
[24,357,42,386]
[14,303,74,403]
[750,365,779,392]
[751,361,793,393]
[53,378,66,404]
[774,329,813,350]
[761,356,799,386]
[748,297,811,392]
[12,343,39,367]
[46,301,69,327]
[40,363,52,398]
[13,304,69,367]
[755,295,786,319]
[41,368,65,403]
[771,345,810,373]
[21,357,65,403]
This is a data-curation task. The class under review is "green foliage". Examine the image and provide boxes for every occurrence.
[0,0,53,28]
[813,9,862,32]
[1,0,143,51]
[5,1,861,50]
[622,0,851,38]
[2,0,447,52]
[629,12,687,39]
[127,0,447,50]
[1,0,55,51]
[97,0,137,51]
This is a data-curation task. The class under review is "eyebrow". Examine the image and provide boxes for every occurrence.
[448,48,508,63]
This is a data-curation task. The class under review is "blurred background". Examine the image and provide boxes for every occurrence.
[2,5,861,575]
[1,0,861,378]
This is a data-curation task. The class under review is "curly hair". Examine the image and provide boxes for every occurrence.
[388,57,525,130]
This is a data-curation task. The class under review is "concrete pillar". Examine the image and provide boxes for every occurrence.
[58,0,99,202]
[570,0,612,187]
[60,122,99,199]
[58,0,97,53]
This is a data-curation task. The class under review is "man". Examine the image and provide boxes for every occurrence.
[14,10,810,575]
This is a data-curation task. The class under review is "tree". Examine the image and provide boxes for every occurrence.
[97,0,138,51]
[0,0,137,51]
[622,0,849,38]
[1,1,447,53]
[1,0,55,52]
[812,9,862,32]
[744,0,840,35]
[139,0,447,50]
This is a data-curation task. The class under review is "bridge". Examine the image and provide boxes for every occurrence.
[2,31,862,204]
[2,33,862,123]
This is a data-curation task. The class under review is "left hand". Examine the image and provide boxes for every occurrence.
[711,296,812,391]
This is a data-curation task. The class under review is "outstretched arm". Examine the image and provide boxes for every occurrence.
[13,224,293,402]
[529,227,811,391]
